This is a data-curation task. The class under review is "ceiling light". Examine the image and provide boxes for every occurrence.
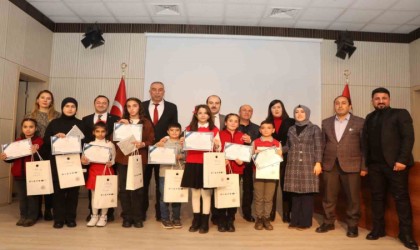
[268,8,301,19]
[154,5,180,16]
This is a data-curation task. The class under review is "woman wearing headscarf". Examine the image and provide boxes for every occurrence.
[283,105,322,230]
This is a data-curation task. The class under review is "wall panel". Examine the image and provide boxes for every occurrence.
[5,4,27,66]
[0,0,9,58]
[102,34,131,78]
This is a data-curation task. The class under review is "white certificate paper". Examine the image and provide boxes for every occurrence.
[1,139,33,160]
[113,123,143,141]
[252,147,283,169]
[148,146,176,165]
[117,135,137,156]
[51,136,82,155]
[184,132,213,151]
[83,143,111,164]
[66,125,85,139]
[224,142,252,162]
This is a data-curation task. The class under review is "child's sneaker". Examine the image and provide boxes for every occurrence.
[96,215,107,227]
[172,219,182,229]
[87,214,99,227]
[161,220,173,229]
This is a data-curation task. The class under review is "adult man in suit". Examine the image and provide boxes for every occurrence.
[82,95,120,222]
[316,96,366,238]
[142,82,178,221]
[363,87,417,250]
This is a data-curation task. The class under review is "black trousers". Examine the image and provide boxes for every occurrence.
[117,164,144,222]
[38,194,53,215]
[241,164,254,217]
[290,193,314,228]
[142,163,160,220]
[272,161,292,216]
[217,207,237,222]
[369,163,413,235]
[53,181,80,223]
[16,179,39,220]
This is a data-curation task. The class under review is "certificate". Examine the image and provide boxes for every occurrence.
[224,142,252,162]
[148,146,176,165]
[252,147,283,169]
[83,143,111,164]
[113,123,143,141]
[51,136,82,155]
[66,125,85,139]
[184,132,213,151]
[116,135,137,156]
[1,139,33,160]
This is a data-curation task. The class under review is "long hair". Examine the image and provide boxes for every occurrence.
[122,97,146,123]
[189,105,215,131]
[29,90,58,121]
[266,99,290,121]
[19,118,38,139]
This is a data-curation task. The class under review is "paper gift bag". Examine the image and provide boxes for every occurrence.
[164,169,188,203]
[26,160,54,196]
[203,152,227,188]
[55,154,85,188]
[214,173,240,209]
[126,154,143,190]
[255,162,280,180]
[93,173,118,209]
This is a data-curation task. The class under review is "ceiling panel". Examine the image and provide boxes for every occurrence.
[351,0,398,10]
[225,4,266,18]
[392,24,419,33]
[337,9,382,23]
[186,3,225,18]
[116,16,153,23]
[49,16,83,23]
[188,17,224,25]
[391,0,420,11]
[295,20,330,29]
[310,0,354,8]
[373,10,419,25]
[268,0,311,7]
[362,23,400,33]
[299,8,344,21]
[67,2,113,16]
[105,3,149,17]
[327,22,365,31]
[224,17,260,26]
[29,2,74,16]
[81,16,117,23]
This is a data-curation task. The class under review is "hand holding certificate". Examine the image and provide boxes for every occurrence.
[148,146,176,165]
[252,147,283,169]
[224,142,252,162]
[1,139,33,160]
[117,135,137,156]
[83,143,111,164]
[184,131,213,151]
[113,123,143,141]
[51,136,82,155]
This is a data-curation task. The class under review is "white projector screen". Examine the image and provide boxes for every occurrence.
[144,33,322,129]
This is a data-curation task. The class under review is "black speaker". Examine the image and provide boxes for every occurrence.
[335,31,356,60]
[81,24,105,49]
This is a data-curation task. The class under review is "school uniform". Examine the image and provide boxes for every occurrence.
[85,139,116,191]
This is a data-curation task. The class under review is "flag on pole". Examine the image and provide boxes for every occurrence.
[110,77,126,118]
[342,84,351,101]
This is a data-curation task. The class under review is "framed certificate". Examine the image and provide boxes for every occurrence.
[148,146,176,165]
[83,143,112,164]
[183,131,213,151]
[1,139,33,160]
[224,142,253,162]
[51,136,82,155]
[252,147,283,169]
[113,123,143,141]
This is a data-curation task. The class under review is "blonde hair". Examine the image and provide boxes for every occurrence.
[29,90,58,121]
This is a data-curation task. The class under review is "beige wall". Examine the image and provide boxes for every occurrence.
[410,38,420,161]
[0,0,53,204]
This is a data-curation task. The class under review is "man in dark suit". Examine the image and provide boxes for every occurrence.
[316,96,366,238]
[206,95,225,130]
[363,87,417,250]
[142,82,178,221]
[82,95,120,222]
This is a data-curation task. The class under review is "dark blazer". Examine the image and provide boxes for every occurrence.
[322,114,365,173]
[217,114,225,130]
[272,118,295,146]
[363,108,414,168]
[82,113,120,143]
[142,100,178,142]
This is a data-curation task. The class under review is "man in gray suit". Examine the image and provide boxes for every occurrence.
[206,95,225,130]
[316,96,366,237]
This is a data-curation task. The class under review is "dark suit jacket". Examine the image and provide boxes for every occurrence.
[272,117,295,145]
[142,100,178,142]
[322,114,365,173]
[82,113,120,143]
[363,108,414,168]
[216,114,225,130]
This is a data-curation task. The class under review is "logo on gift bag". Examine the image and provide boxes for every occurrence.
[41,186,45,190]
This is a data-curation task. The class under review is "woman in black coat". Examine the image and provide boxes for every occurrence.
[265,99,295,222]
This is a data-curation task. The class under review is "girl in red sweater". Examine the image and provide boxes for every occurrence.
[0,118,43,227]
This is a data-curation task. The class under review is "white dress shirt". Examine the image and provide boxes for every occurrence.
[148,100,164,120]
[334,113,350,142]
[94,113,107,124]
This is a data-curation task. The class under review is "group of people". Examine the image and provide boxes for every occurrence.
[1,82,417,250]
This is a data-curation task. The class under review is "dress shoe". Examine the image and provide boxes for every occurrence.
[189,213,201,232]
[122,220,132,228]
[44,209,53,221]
[211,215,218,225]
[366,230,386,240]
[254,218,264,230]
[243,215,255,222]
[226,221,235,232]
[107,214,115,222]
[23,219,36,227]
[347,226,359,238]
[53,222,64,229]
[217,222,226,232]
[315,223,335,233]
[282,212,291,223]
[399,234,419,250]
[66,221,77,228]
[133,221,144,228]
[199,214,210,234]
[16,217,26,226]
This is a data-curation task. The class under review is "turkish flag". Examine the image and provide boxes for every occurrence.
[342,84,351,101]
[110,77,127,118]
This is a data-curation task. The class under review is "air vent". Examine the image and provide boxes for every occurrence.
[154,5,181,16]
[268,8,300,19]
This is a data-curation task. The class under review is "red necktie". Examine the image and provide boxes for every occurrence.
[153,104,159,125]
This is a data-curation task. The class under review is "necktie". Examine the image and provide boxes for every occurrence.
[97,114,103,123]
[153,104,159,125]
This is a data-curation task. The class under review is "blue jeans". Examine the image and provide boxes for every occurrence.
[159,177,181,221]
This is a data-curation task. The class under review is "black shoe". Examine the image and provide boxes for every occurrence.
[226,221,235,232]
[122,220,132,228]
[217,221,226,232]
[243,215,255,222]
[133,221,144,228]
[107,214,115,222]
[347,226,358,238]
[189,213,201,232]
[66,221,77,228]
[399,234,419,250]
[315,223,335,233]
[366,230,386,240]
[53,222,64,229]
[211,215,218,225]
[199,214,210,234]
[282,212,291,223]
[86,214,92,222]
[44,209,53,221]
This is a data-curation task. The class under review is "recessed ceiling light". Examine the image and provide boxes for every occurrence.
[268,8,301,19]
[153,4,181,16]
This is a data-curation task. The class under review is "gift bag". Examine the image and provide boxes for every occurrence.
[214,173,240,209]
[126,151,143,190]
[93,167,118,209]
[203,152,227,188]
[255,162,280,180]
[55,153,85,188]
[26,152,54,196]
[164,169,188,203]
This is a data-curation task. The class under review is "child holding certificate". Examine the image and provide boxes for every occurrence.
[252,120,282,231]
[1,118,43,227]
[180,105,220,234]
[217,113,245,232]
[155,122,184,229]
[81,122,116,227]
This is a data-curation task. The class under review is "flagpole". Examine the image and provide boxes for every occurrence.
[344,69,351,84]
[121,62,127,79]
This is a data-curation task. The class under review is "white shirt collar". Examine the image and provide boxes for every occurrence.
[335,113,350,121]
[198,122,209,128]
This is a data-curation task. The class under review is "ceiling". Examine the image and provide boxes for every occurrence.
[26,0,420,34]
